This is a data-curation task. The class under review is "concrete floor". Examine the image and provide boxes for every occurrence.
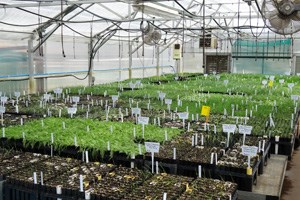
[238,154,287,200]
[252,155,287,197]
[281,147,300,200]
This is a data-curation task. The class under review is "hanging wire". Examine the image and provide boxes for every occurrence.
[38,2,43,56]
[255,37,258,61]
[249,2,265,38]
[141,4,145,57]
[60,0,66,57]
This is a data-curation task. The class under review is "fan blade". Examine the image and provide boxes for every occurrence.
[151,31,162,43]
[269,14,291,30]
[143,34,154,45]
[291,11,300,20]
[291,20,300,31]
[265,9,279,19]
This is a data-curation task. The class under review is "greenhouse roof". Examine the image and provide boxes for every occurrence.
[0,0,293,43]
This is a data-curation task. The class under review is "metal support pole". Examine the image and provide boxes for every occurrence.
[28,34,36,94]
[202,0,206,73]
[129,42,133,79]
[119,40,122,81]
[156,45,160,76]
[176,59,180,75]
[128,3,132,79]
[88,40,94,86]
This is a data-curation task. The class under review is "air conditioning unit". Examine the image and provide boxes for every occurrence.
[173,44,181,60]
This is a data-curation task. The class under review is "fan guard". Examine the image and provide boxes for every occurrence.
[262,0,300,34]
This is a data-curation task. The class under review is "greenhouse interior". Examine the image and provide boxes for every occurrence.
[1,0,300,199]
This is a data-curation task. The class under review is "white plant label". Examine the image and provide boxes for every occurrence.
[279,79,284,84]
[111,95,119,101]
[138,116,149,125]
[291,95,299,101]
[136,80,141,85]
[145,142,160,153]
[216,75,220,80]
[14,92,20,98]
[43,94,51,101]
[288,83,295,89]
[67,107,77,114]
[269,76,275,81]
[262,80,267,86]
[159,92,166,100]
[129,82,136,89]
[0,96,7,104]
[177,112,189,120]
[53,88,63,95]
[222,124,236,133]
[224,80,229,85]
[132,108,141,116]
[238,125,253,135]
[72,96,80,103]
[242,145,258,156]
[165,99,172,105]
[0,106,5,114]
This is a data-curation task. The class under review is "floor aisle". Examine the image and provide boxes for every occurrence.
[281,146,300,200]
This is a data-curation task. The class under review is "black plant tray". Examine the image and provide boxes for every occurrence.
[269,135,295,159]
[3,182,39,200]
[258,141,271,175]
[151,80,169,85]
[40,184,80,198]
[144,154,178,165]
[144,160,178,174]
[39,184,79,200]
[39,191,78,200]
[215,159,260,192]
[56,145,82,160]
[120,87,139,91]
[177,160,215,178]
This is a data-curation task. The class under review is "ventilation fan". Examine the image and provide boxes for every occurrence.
[140,21,162,45]
[262,0,300,34]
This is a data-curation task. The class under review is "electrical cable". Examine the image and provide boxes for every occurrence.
[14,6,145,24]
[0,20,43,27]
[38,2,43,56]
[249,4,265,38]
[60,0,66,57]
[63,24,91,38]
[174,0,196,17]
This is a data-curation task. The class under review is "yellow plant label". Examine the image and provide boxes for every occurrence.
[201,106,211,116]
[268,80,273,87]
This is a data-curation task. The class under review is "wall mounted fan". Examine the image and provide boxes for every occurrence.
[140,21,162,45]
[262,0,300,34]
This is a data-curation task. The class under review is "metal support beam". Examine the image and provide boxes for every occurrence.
[34,4,79,34]
[128,2,133,79]
[28,34,36,94]
[97,3,125,19]
[156,45,160,76]
[93,30,117,54]
[33,25,60,52]
[88,40,94,86]
[32,4,81,52]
